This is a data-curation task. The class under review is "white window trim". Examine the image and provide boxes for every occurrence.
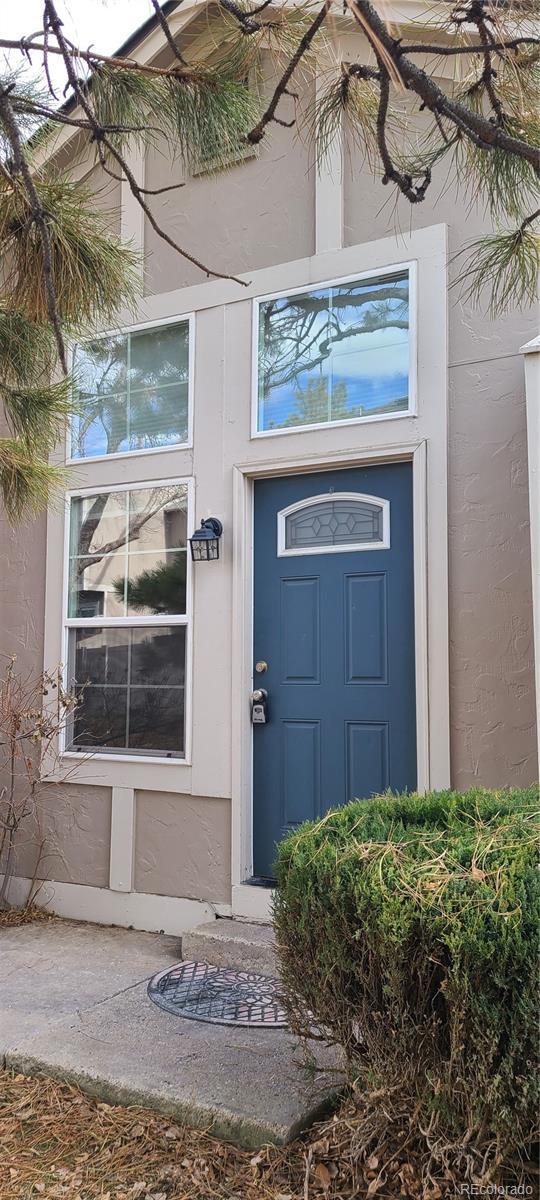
[277,491,390,557]
[66,312,195,465]
[60,475,194,765]
[250,260,417,439]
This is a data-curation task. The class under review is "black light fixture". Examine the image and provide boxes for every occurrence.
[189,517,223,562]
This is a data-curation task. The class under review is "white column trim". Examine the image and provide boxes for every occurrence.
[521,337,540,772]
[109,786,135,892]
[314,73,343,254]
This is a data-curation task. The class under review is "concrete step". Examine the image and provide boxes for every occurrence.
[181,918,278,977]
[1,922,341,1151]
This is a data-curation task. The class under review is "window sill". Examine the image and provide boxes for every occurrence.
[65,441,193,467]
[250,408,416,440]
[62,751,190,766]
[52,753,193,794]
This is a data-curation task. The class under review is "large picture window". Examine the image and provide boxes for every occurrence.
[64,482,190,759]
[255,267,413,434]
[70,319,191,459]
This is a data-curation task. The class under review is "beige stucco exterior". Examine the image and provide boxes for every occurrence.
[0,1,537,931]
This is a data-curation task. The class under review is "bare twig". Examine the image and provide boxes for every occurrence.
[247,1,330,144]
[148,0,188,64]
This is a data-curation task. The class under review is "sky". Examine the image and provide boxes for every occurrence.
[1,0,159,94]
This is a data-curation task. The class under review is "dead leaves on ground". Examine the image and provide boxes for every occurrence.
[0,1069,525,1200]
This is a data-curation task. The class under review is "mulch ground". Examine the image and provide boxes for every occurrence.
[0,912,535,1198]
[0,1069,445,1200]
[0,905,56,928]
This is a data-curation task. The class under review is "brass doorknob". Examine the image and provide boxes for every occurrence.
[255,661,268,673]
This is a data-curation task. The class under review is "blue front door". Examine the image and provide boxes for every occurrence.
[253,463,416,879]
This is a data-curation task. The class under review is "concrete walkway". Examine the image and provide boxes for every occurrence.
[0,920,341,1149]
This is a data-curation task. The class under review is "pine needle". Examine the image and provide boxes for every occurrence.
[0,438,66,521]
[455,223,540,316]
[0,174,139,331]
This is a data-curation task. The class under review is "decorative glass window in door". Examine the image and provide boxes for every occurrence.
[256,267,412,433]
[278,493,390,556]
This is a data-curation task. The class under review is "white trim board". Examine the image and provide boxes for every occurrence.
[230,441,436,899]
[58,475,194,768]
[227,217,449,907]
[3,875,229,935]
[251,259,416,441]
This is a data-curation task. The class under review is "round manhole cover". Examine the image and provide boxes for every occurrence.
[148,960,288,1028]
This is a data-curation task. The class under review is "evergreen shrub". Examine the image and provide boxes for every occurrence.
[274,787,539,1163]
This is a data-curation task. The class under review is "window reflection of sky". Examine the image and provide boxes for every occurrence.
[258,273,410,431]
[71,323,189,458]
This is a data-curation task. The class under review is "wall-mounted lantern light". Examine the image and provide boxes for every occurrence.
[189,517,223,562]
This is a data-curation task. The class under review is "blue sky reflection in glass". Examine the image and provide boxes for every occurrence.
[71,322,190,458]
[257,270,410,432]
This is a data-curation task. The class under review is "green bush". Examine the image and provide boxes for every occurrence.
[274,786,539,1165]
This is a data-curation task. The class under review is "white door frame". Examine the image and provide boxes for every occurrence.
[231,437,448,921]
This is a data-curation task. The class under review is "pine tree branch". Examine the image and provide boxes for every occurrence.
[350,0,540,170]
[98,154,186,196]
[400,37,540,55]
[376,72,431,201]
[216,0,265,34]
[0,86,67,372]
[247,0,330,144]
[519,207,540,233]
[0,37,194,80]
[148,0,188,65]
[43,0,247,286]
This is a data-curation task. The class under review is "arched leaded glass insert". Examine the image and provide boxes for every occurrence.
[277,493,390,556]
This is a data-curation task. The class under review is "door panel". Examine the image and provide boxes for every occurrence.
[344,573,388,683]
[345,721,389,799]
[280,577,320,682]
[253,463,416,880]
[281,720,321,832]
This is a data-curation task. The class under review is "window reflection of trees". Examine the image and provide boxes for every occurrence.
[73,323,189,456]
[70,486,188,619]
[259,274,409,429]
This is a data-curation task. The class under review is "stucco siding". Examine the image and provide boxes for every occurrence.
[134,792,231,903]
[344,136,538,788]
[0,514,47,679]
[143,64,315,294]
[12,783,111,888]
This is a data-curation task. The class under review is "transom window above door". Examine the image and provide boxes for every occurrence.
[70,319,192,460]
[255,266,413,435]
[278,493,390,556]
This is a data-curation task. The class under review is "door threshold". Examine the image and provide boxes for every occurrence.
[245,875,276,888]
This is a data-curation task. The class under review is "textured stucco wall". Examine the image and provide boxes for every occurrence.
[134,792,231,903]
[343,138,538,788]
[143,61,315,293]
[12,784,111,888]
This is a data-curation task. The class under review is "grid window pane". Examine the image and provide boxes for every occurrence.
[68,626,186,756]
[257,271,410,432]
[68,486,188,618]
[71,322,190,458]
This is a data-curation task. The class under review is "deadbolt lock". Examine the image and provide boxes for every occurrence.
[255,661,268,673]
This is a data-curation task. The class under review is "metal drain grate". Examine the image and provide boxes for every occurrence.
[148,960,288,1027]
